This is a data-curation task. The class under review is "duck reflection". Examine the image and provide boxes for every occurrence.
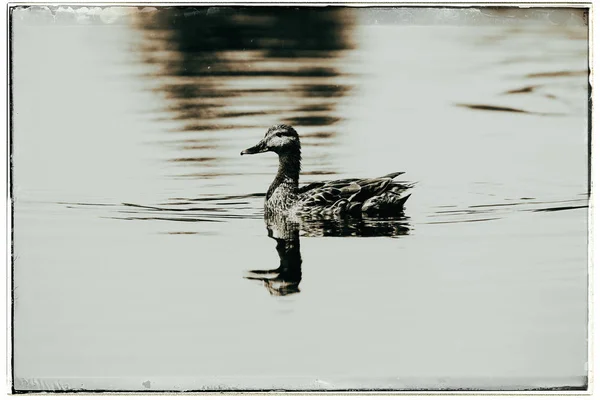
[245,212,411,296]
[301,215,411,237]
[245,214,302,296]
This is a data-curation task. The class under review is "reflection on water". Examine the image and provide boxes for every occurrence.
[246,215,303,296]
[62,193,586,233]
[246,233,302,296]
[134,7,355,178]
[300,215,411,237]
[245,211,411,296]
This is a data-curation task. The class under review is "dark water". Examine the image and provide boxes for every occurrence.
[12,7,588,391]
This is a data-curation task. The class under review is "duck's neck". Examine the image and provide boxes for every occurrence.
[277,151,301,184]
[267,150,301,200]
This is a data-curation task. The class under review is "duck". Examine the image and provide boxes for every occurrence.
[241,124,414,218]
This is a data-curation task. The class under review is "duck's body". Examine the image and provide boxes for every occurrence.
[242,124,414,218]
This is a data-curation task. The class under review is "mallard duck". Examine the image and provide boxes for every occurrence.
[241,124,414,217]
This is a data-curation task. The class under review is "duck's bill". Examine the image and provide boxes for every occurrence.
[240,142,268,155]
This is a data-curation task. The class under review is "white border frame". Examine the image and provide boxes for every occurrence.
[2,1,594,397]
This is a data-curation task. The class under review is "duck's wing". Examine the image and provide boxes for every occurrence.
[298,172,405,195]
[298,180,361,208]
[297,178,356,195]
[346,172,408,203]
[297,181,325,194]
[359,175,415,215]
[297,172,412,215]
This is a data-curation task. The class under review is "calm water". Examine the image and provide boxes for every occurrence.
[12,7,588,391]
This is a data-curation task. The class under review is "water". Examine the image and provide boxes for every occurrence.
[12,7,588,391]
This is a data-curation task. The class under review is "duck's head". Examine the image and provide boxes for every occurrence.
[241,124,301,156]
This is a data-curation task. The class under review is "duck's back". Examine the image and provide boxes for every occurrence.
[296,172,414,216]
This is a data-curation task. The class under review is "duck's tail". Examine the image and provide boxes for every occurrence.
[381,171,405,179]
[396,193,411,208]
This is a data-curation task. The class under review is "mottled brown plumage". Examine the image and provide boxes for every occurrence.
[241,124,414,217]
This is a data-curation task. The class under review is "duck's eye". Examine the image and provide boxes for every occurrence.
[275,132,282,137]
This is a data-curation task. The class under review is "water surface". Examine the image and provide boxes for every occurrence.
[12,7,588,391]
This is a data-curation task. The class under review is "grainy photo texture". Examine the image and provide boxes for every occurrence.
[10,4,590,393]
